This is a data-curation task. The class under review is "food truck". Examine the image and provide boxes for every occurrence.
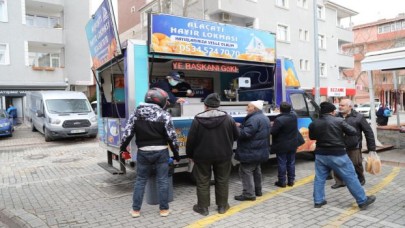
[86,5,319,175]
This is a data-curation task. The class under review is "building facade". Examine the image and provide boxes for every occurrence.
[0,0,94,123]
[117,0,357,102]
[343,14,405,110]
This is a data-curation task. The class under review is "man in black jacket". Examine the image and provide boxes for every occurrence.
[120,88,180,218]
[186,93,239,216]
[271,102,304,188]
[309,102,376,210]
[331,98,376,189]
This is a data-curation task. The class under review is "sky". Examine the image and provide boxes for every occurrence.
[337,0,405,25]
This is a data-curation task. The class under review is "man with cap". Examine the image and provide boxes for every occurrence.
[171,71,194,97]
[150,71,186,104]
[309,101,376,210]
[186,93,239,216]
[271,102,304,188]
[234,100,271,201]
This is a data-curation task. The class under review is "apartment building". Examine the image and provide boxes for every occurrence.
[0,0,93,122]
[117,0,357,101]
[343,14,405,109]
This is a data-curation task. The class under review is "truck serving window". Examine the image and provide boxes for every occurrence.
[290,93,309,117]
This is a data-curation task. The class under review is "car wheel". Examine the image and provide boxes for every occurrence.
[44,128,52,142]
[31,122,37,132]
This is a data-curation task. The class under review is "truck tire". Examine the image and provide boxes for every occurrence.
[44,128,52,142]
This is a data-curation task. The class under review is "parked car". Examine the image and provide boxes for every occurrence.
[0,109,14,137]
[355,102,381,118]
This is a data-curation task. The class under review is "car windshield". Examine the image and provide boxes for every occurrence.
[46,99,92,114]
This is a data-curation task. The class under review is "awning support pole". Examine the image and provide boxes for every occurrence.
[367,70,382,147]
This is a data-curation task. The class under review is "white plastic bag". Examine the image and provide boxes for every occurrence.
[365,151,381,175]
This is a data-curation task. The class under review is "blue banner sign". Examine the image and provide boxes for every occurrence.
[85,0,121,69]
[150,14,276,63]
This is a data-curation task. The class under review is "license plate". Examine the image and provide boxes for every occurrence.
[71,129,85,134]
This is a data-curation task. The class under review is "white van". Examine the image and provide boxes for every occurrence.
[27,91,98,141]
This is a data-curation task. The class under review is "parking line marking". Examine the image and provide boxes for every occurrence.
[186,174,315,228]
[324,167,401,228]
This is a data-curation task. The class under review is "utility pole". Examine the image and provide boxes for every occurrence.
[313,0,320,104]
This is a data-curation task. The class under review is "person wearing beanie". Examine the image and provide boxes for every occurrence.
[234,100,271,201]
[308,101,376,210]
[271,102,305,188]
[186,93,239,216]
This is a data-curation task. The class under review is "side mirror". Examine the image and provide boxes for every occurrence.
[36,110,44,117]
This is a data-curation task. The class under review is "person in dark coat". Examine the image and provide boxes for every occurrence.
[309,101,376,210]
[271,102,304,187]
[376,105,389,126]
[150,71,186,105]
[234,100,271,201]
[186,93,239,216]
[331,98,376,189]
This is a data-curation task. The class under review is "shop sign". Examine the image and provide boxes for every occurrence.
[149,14,276,63]
[327,87,346,97]
[0,90,28,95]
[85,0,121,69]
[172,61,239,73]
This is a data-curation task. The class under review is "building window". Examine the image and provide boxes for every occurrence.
[299,29,309,41]
[0,0,8,22]
[26,14,61,28]
[378,20,405,34]
[318,34,326,49]
[276,0,288,8]
[299,59,310,71]
[277,24,289,41]
[29,52,60,68]
[297,0,308,8]
[317,5,324,19]
[0,43,9,65]
[320,62,327,77]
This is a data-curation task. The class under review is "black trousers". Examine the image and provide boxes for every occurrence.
[194,160,231,207]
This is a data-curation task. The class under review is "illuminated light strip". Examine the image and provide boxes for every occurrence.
[324,167,401,228]
[186,174,315,228]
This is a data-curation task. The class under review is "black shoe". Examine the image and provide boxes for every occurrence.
[274,181,286,188]
[217,204,230,214]
[193,204,209,216]
[255,189,262,197]
[360,180,366,186]
[331,183,346,189]
[314,200,327,208]
[234,195,256,201]
[287,181,295,187]
[359,195,376,210]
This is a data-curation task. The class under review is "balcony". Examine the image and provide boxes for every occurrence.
[205,0,257,24]
[336,26,353,43]
[25,27,63,44]
[25,0,63,9]
[336,53,354,69]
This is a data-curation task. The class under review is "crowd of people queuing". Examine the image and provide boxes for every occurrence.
[119,84,377,218]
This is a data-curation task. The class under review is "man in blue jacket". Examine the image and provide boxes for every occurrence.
[234,100,271,201]
[6,104,17,125]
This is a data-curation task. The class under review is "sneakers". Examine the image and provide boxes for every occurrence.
[234,195,256,201]
[159,210,170,217]
[314,200,327,208]
[129,210,140,218]
[193,204,209,216]
[331,183,346,189]
[274,181,286,188]
[359,195,376,210]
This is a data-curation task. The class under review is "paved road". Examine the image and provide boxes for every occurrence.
[0,125,404,227]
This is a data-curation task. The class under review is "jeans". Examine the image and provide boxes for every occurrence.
[313,154,368,206]
[276,152,296,184]
[132,149,169,211]
[194,160,231,207]
[334,148,365,185]
[239,162,262,197]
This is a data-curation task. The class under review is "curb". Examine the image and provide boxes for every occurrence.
[381,160,405,167]
[0,208,49,228]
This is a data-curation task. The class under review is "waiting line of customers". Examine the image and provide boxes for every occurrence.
[119,89,376,218]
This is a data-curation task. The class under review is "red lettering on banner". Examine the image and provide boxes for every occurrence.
[172,61,239,73]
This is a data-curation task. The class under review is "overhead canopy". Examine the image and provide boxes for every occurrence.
[361,47,405,71]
